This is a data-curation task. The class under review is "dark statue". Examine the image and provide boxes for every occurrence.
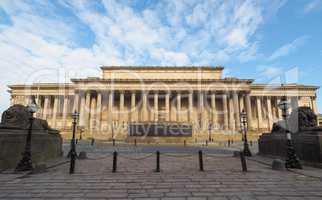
[271,106,318,134]
[0,104,51,130]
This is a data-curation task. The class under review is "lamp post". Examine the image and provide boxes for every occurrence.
[70,110,79,174]
[240,109,252,157]
[208,123,212,142]
[15,99,39,171]
[278,95,302,169]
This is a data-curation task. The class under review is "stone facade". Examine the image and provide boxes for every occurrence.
[8,66,319,141]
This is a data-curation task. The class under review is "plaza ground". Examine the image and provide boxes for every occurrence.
[1,141,322,200]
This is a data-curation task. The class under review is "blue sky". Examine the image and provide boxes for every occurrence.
[0,0,322,113]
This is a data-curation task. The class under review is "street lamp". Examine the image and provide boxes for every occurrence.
[240,109,252,157]
[70,110,79,174]
[278,95,302,169]
[15,98,39,171]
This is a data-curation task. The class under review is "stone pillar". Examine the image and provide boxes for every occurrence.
[233,92,240,130]
[177,92,181,122]
[85,92,91,128]
[229,94,235,131]
[131,91,136,122]
[245,94,253,130]
[222,93,229,130]
[267,97,273,130]
[119,92,124,122]
[79,92,86,127]
[62,96,69,128]
[211,93,216,126]
[52,96,59,127]
[108,91,114,123]
[154,92,158,121]
[165,92,170,121]
[256,97,263,129]
[142,91,148,121]
[73,93,79,112]
[96,92,102,131]
[89,95,96,133]
[312,96,318,114]
[188,91,193,122]
[43,96,50,120]
[199,92,206,129]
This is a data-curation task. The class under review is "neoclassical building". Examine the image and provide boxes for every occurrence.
[8,66,319,141]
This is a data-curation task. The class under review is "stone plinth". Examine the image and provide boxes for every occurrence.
[258,132,322,163]
[0,129,63,170]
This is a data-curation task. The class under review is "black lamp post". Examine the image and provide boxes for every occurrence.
[240,109,252,157]
[278,95,302,169]
[70,110,79,174]
[15,99,39,171]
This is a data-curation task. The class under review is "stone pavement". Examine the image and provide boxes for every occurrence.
[1,143,322,200]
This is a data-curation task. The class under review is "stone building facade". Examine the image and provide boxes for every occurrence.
[8,66,319,141]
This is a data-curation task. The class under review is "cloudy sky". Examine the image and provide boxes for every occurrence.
[0,0,322,113]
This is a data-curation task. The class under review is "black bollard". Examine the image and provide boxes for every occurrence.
[205,140,208,146]
[228,139,231,147]
[240,151,247,172]
[184,140,186,147]
[199,150,204,171]
[112,139,115,146]
[112,151,117,173]
[76,139,78,144]
[134,139,137,146]
[155,151,160,172]
[91,138,95,146]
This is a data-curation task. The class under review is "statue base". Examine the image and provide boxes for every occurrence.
[0,129,62,170]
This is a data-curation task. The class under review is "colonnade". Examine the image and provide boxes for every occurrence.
[11,91,318,132]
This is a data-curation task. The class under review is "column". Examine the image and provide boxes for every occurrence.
[85,92,91,128]
[72,93,79,112]
[62,96,69,128]
[277,97,283,120]
[119,92,124,122]
[165,92,170,121]
[177,92,181,122]
[229,94,235,130]
[256,97,263,129]
[154,92,158,121]
[52,96,59,127]
[96,92,102,131]
[267,97,273,130]
[108,91,114,123]
[222,94,229,130]
[199,92,206,129]
[79,92,86,127]
[142,91,148,121]
[89,95,96,132]
[43,96,50,120]
[211,93,217,126]
[188,91,193,122]
[245,94,253,129]
[131,92,136,122]
[233,92,240,130]
[312,97,318,114]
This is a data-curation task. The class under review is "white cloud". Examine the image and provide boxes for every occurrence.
[269,36,308,61]
[0,0,286,112]
[304,0,322,13]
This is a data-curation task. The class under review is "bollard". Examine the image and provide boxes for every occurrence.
[76,139,78,144]
[134,139,137,147]
[239,151,247,172]
[155,151,160,172]
[205,140,208,146]
[184,140,186,147]
[91,138,95,146]
[112,151,117,173]
[198,150,204,171]
[228,139,231,147]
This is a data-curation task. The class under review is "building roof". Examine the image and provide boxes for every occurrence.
[100,66,224,70]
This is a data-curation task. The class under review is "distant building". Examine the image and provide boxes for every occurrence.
[8,66,319,141]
